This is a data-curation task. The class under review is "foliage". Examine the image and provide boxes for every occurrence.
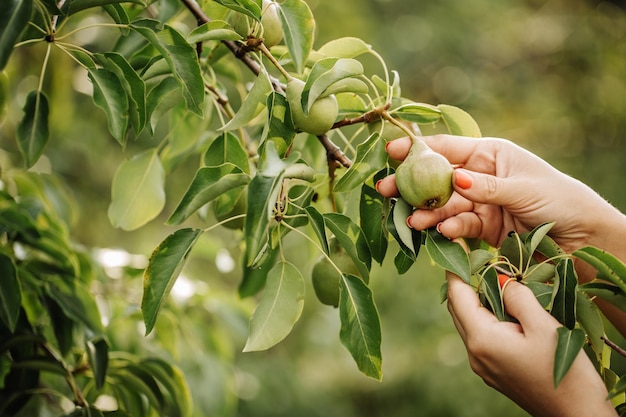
[2,0,626,416]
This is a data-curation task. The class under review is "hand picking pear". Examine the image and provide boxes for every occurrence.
[394,136,454,209]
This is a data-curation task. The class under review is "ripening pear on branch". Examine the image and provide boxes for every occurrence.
[394,136,454,209]
[286,78,339,136]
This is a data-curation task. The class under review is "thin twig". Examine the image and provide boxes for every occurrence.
[602,336,626,359]
[51,0,68,33]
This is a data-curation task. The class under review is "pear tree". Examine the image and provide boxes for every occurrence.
[3,0,626,416]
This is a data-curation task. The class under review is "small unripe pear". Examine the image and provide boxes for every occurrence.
[395,136,453,209]
[286,78,338,136]
[311,239,366,307]
[260,0,283,48]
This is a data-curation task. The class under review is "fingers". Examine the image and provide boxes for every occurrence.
[446,271,498,336]
[500,280,559,332]
[375,174,399,198]
[385,136,412,161]
[406,193,474,230]
[451,169,518,208]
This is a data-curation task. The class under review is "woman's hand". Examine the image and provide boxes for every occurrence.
[376,135,626,256]
[446,271,616,417]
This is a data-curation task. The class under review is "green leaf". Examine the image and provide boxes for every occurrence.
[438,104,482,137]
[244,143,299,266]
[243,261,305,351]
[99,52,147,136]
[304,206,329,254]
[277,0,315,73]
[524,262,556,283]
[480,268,505,321]
[550,258,577,329]
[553,327,585,387]
[301,57,364,114]
[167,164,250,225]
[389,197,419,259]
[359,182,388,265]
[221,70,272,131]
[142,228,201,335]
[334,132,387,193]
[187,20,242,43]
[86,337,109,390]
[469,249,495,274]
[244,174,281,267]
[88,68,129,145]
[131,21,205,117]
[0,72,7,123]
[424,228,471,283]
[0,253,20,332]
[339,274,382,380]
[575,290,604,360]
[317,37,372,59]
[110,366,165,411]
[579,282,626,313]
[319,77,369,97]
[323,212,372,280]
[500,231,530,273]
[141,358,192,417]
[17,90,50,168]
[260,91,296,157]
[212,0,262,20]
[526,281,554,309]
[240,247,277,298]
[204,132,250,173]
[533,233,566,260]
[392,102,441,124]
[45,276,104,334]
[103,3,130,26]
[573,246,626,294]
[0,0,33,71]
[524,221,556,256]
[65,0,144,15]
[394,250,415,275]
[108,149,165,231]
[146,76,182,134]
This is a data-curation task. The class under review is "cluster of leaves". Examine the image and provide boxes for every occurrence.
[4,0,626,415]
[429,219,626,411]
[0,170,192,416]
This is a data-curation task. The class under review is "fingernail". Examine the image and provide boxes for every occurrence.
[455,169,473,190]
[436,222,443,233]
[375,179,383,193]
[406,216,413,229]
[384,141,392,153]
[497,273,514,290]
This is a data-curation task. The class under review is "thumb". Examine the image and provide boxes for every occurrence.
[453,169,516,207]
[499,278,555,331]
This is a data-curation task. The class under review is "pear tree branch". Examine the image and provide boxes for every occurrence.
[179,0,353,167]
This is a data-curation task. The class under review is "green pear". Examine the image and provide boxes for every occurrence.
[311,239,366,307]
[395,136,453,209]
[259,0,283,48]
[286,78,338,136]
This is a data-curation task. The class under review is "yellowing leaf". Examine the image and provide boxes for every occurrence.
[108,149,165,231]
[243,261,305,351]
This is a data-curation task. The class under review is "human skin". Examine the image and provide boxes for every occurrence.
[377,134,626,335]
[376,134,626,415]
[447,271,616,417]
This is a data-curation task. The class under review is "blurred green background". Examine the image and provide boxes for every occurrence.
[2,0,626,416]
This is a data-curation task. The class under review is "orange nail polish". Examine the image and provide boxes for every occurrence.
[498,274,513,289]
[455,169,473,189]
[375,179,383,193]
[406,216,413,229]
